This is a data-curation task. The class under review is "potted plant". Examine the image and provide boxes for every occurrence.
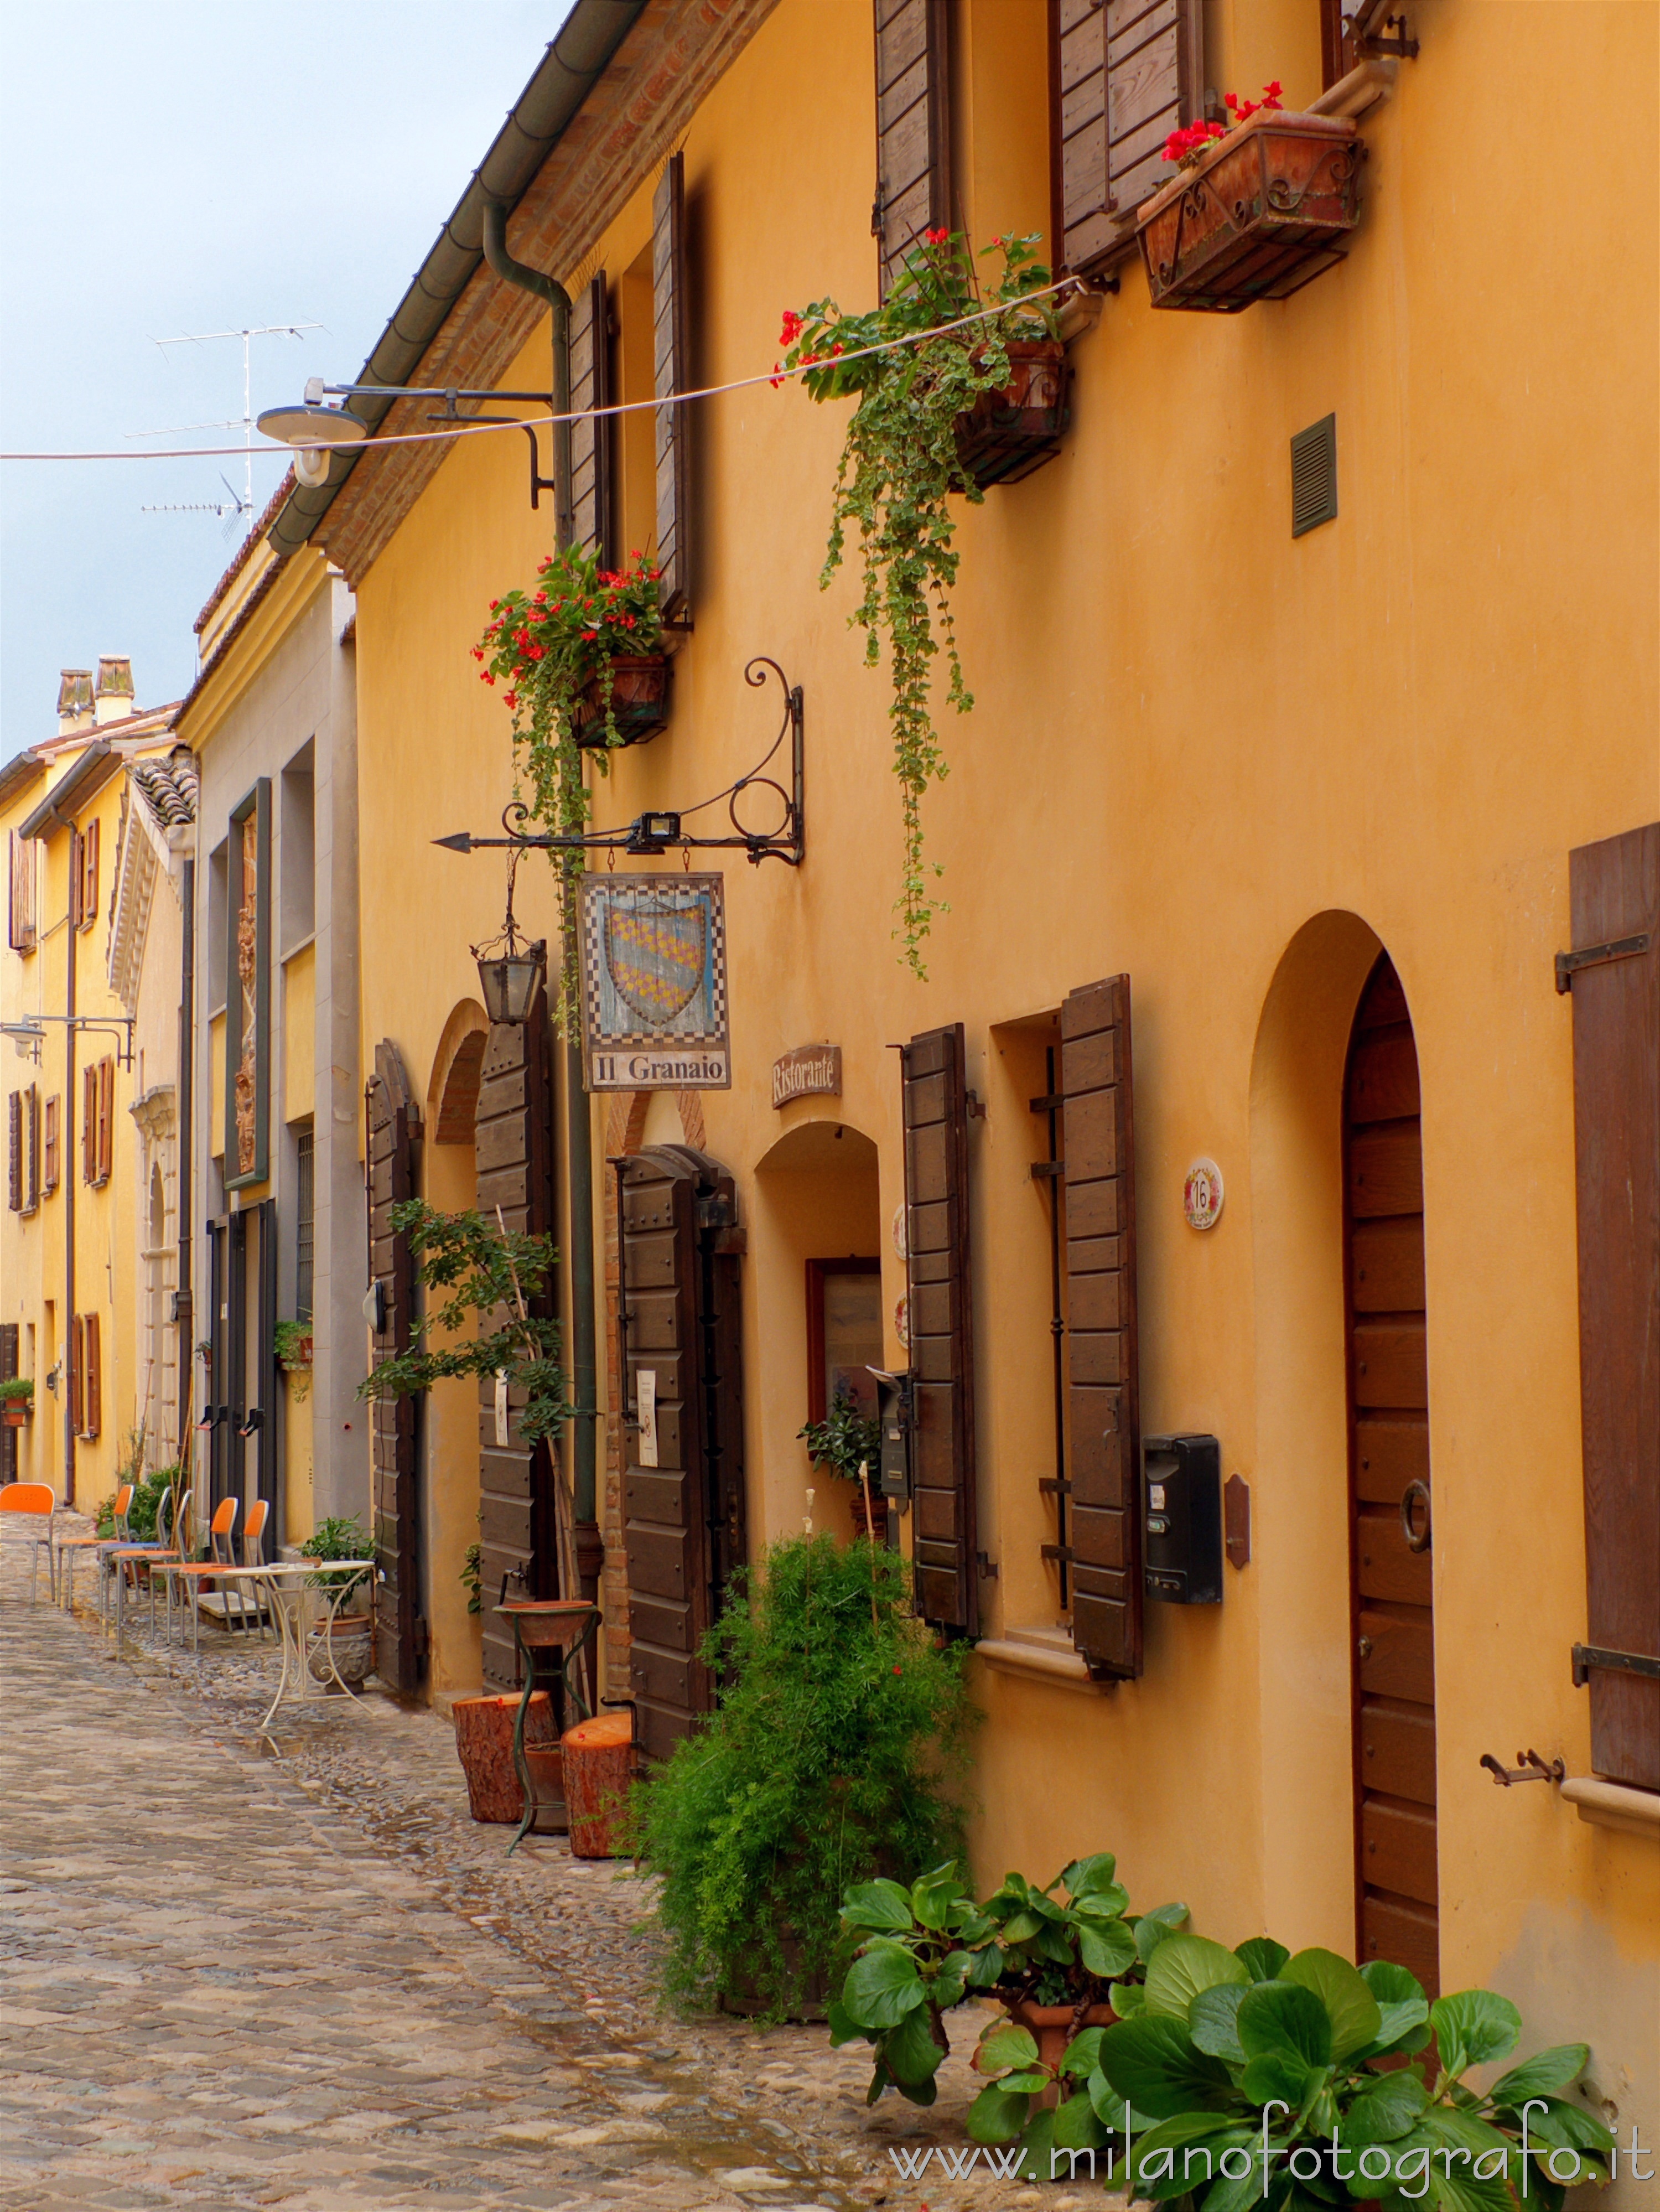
[777,230,1062,975]
[624,1531,977,2023]
[0,1377,33,1426]
[798,1387,884,1538]
[273,1320,313,1371]
[299,1514,376,1686]
[478,543,667,755]
[1137,83,1362,313]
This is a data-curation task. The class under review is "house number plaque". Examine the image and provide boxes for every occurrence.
[1184,1158,1225,1230]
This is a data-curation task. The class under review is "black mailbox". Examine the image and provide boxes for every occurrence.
[869,1367,914,1512]
[1143,1433,1222,1604]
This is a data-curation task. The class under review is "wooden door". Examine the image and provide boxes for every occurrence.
[1345,954,1438,1994]
[618,1144,745,1761]
[366,1041,423,1692]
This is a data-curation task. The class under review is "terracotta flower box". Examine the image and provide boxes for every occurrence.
[954,340,1070,488]
[2,1403,29,1427]
[571,652,671,750]
[1136,111,1362,313]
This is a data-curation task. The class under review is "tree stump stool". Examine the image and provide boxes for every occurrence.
[561,1713,636,1858]
[453,1691,557,1824]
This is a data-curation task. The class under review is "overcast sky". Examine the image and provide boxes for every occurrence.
[1,2,574,751]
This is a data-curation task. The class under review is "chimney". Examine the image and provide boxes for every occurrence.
[56,669,94,735]
[94,655,135,726]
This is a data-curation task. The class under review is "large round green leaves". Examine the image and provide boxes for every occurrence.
[1237,1981,1334,2070]
[842,1939,926,2030]
[1096,2017,1238,2118]
[1144,1934,1252,2021]
[1280,1949,1382,2064]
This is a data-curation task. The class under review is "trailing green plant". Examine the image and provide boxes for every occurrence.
[966,1930,1618,2199]
[299,1515,374,1607]
[829,1851,1187,2110]
[798,1386,882,1484]
[474,545,665,1024]
[462,1541,483,1617]
[624,1531,977,2022]
[95,1464,177,1541]
[356,1201,572,1449]
[273,1320,312,1371]
[780,230,1057,974]
[0,1376,34,1403]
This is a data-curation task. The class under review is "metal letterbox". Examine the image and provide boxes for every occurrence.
[1144,1433,1222,1604]
[869,1367,914,1512]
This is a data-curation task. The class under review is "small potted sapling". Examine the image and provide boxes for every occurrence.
[1,1377,34,1427]
[798,1386,884,1540]
[299,1515,376,1686]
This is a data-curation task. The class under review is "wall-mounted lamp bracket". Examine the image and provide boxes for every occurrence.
[1480,1749,1565,1787]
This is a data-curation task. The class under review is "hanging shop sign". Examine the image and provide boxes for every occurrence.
[772,1043,842,1109]
[578,872,730,1091]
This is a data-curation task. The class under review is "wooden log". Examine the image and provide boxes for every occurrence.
[561,1713,636,1858]
[452,1691,557,1824]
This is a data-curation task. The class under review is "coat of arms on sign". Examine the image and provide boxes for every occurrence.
[577,872,732,1092]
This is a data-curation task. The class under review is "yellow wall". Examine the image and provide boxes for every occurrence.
[345,0,1657,2127]
[282,941,315,1126]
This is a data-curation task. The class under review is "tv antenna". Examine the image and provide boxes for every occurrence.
[140,475,259,542]
[127,322,322,516]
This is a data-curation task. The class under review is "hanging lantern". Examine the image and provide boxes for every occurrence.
[471,849,546,1025]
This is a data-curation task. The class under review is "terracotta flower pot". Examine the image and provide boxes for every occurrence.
[1135,110,1361,312]
[1003,1996,1117,2107]
[954,339,1069,488]
[2,1404,28,1427]
[572,653,671,749]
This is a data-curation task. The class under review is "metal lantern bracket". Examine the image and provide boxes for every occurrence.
[315,381,561,510]
[0,1013,135,1070]
[438,657,805,868]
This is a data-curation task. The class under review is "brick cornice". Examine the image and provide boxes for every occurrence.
[317,0,780,589]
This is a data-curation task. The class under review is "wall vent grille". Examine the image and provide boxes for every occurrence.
[1291,413,1338,537]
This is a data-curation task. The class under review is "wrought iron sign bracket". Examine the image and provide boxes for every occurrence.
[418,388,559,510]
[438,657,806,869]
[1479,1749,1566,1788]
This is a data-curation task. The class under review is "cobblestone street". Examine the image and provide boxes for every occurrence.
[1,1547,1059,2212]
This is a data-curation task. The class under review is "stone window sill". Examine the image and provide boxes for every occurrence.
[1559,1776,1660,1839]
[974,1625,1103,1695]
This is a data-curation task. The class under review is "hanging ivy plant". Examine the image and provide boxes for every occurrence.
[475,545,665,1024]
[780,232,1057,975]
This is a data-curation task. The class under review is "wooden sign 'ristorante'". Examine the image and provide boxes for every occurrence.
[772,1044,841,1108]
[578,872,730,1091]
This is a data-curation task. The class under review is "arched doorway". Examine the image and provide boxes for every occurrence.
[1344,953,1438,1994]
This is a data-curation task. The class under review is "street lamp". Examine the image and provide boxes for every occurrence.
[471,851,546,1025]
[256,379,370,488]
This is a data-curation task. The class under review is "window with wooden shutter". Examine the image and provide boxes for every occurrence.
[69,828,84,931]
[82,1065,97,1183]
[652,155,691,624]
[901,1023,978,1635]
[570,271,613,564]
[79,817,100,931]
[1051,0,1203,275]
[6,1093,20,1213]
[1061,976,1143,1678]
[0,1324,16,1484]
[8,832,35,952]
[366,1040,424,1695]
[96,1058,114,1185]
[23,1086,38,1213]
[618,1144,746,1760]
[875,0,951,298]
[1566,821,1659,1791]
[44,1094,60,1195]
[83,1311,101,1438]
[69,1314,85,1434]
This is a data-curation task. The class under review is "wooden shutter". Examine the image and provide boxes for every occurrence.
[69,1315,85,1434]
[875,0,951,298]
[1567,822,1659,1790]
[82,1065,97,1183]
[652,155,691,623]
[8,832,35,952]
[24,1086,38,1211]
[0,1324,16,1484]
[569,271,612,564]
[473,997,557,1691]
[365,1040,424,1696]
[96,1058,113,1185]
[1052,0,1202,275]
[619,1144,747,1760]
[902,1023,978,1634]
[84,1312,101,1439]
[43,1095,59,1194]
[80,817,100,930]
[1061,976,1143,1678]
[6,1093,19,1213]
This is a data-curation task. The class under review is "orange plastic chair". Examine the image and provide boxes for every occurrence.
[0,1483,58,1604]
[160,1494,240,1654]
[56,1482,133,1614]
[103,1485,190,1649]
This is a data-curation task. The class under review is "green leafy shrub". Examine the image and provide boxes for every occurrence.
[798,1386,882,1483]
[97,1465,178,1541]
[0,1376,34,1404]
[626,1532,977,2022]
[299,1515,374,1607]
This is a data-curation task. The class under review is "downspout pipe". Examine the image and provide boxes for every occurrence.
[481,205,601,1599]
[176,852,195,1467]
[64,842,77,1508]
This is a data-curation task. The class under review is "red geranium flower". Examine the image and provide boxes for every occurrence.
[924,226,949,245]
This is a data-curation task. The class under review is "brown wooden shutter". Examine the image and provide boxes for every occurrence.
[81,817,100,930]
[618,1144,747,1760]
[570,271,612,564]
[24,1086,38,1211]
[0,1324,17,1484]
[902,1023,978,1634]
[6,1093,20,1213]
[96,1058,114,1185]
[82,1065,97,1183]
[1051,0,1202,274]
[875,0,951,298]
[69,1315,85,1434]
[8,833,35,952]
[473,997,557,1690]
[365,1040,423,1695]
[652,155,691,624]
[1061,976,1143,1678]
[1567,822,1659,1790]
[43,1095,59,1195]
[84,1312,101,1439]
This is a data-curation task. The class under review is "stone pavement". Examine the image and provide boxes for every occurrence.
[0,1540,1090,2212]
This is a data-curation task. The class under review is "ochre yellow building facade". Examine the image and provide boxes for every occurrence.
[271,0,1656,2156]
